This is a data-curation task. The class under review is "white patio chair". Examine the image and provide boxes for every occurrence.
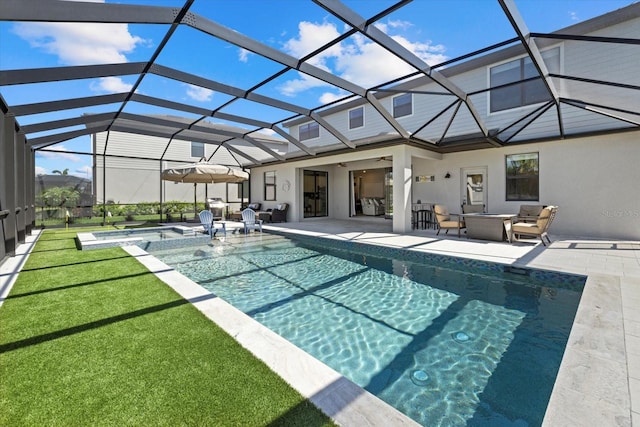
[199,210,226,238]
[241,208,263,234]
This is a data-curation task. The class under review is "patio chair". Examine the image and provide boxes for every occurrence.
[198,210,226,238]
[512,206,558,245]
[516,204,545,223]
[241,208,263,234]
[434,204,465,237]
[361,198,384,216]
[270,203,289,223]
[461,203,485,214]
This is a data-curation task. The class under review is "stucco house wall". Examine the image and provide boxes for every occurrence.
[94,131,236,205]
[410,132,639,240]
[251,131,638,239]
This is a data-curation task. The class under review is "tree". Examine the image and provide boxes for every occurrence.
[52,168,69,175]
[37,186,80,208]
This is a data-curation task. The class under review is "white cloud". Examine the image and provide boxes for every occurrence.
[278,19,448,101]
[387,19,413,31]
[282,21,342,60]
[14,22,146,65]
[90,76,133,93]
[36,146,81,162]
[186,85,214,102]
[35,166,47,176]
[74,165,93,178]
[319,92,344,104]
[13,7,145,95]
[238,48,250,63]
[278,72,327,97]
[569,11,579,21]
[12,0,147,67]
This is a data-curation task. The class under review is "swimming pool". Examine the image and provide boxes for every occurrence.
[76,226,209,250]
[148,232,585,426]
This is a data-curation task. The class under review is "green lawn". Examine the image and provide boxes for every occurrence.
[0,228,334,427]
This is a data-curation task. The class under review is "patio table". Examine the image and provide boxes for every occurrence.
[461,213,517,242]
[412,203,435,229]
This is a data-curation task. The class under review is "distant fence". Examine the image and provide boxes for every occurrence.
[36,201,246,228]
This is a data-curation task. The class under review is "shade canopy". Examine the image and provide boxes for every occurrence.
[161,162,249,184]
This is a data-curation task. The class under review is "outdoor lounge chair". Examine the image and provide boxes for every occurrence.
[361,198,384,216]
[198,210,225,238]
[229,203,261,221]
[434,204,465,237]
[516,204,545,223]
[241,208,263,234]
[512,205,558,245]
[269,203,289,223]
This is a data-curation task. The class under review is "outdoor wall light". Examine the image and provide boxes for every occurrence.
[444,172,451,179]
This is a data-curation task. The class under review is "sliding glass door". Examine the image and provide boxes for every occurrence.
[303,170,328,218]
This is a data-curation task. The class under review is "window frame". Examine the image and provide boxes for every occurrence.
[191,141,204,159]
[299,122,320,141]
[392,93,412,118]
[505,152,540,201]
[348,106,364,129]
[264,171,276,201]
[489,47,560,114]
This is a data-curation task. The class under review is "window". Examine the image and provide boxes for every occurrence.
[506,153,539,201]
[490,48,560,113]
[191,141,204,158]
[239,182,248,199]
[299,122,319,141]
[228,182,247,200]
[264,171,276,201]
[349,107,364,129]
[393,93,412,118]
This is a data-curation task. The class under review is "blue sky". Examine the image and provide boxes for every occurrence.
[0,0,635,178]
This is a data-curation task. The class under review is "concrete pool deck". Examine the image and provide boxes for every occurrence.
[1,221,638,426]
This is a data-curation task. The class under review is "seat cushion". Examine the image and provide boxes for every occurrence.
[519,205,544,217]
[434,205,450,222]
[439,220,464,228]
[513,223,540,234]
[537,207,553,229]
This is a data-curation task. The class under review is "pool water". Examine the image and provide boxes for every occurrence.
[93,228,185,241]
[148,233,584,426]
